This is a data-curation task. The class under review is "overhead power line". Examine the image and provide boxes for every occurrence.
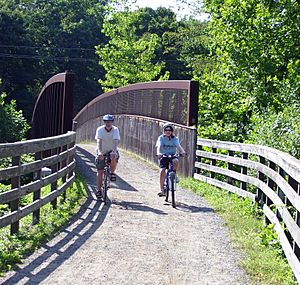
[0,53,98,62]
[0,45,96,51]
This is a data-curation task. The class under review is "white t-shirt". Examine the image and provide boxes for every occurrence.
[95,125,120,154]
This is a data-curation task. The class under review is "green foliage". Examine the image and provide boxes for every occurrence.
[258,224,283,256]
[248,104,300,158]
[0,92,30,143]
[180,178,296,285]
[192,0,300,154]
[163,18,211,80]
[0,172,87,275]
[0,0,109,117]
[96,8,169,91]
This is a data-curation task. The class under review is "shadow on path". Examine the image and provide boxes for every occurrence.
[175,202,215,213]
[112,200,167,215]
[76,146,137,192]
[1,148,110,285]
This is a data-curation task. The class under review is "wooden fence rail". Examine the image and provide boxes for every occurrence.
[0,132,76,235]
[195,138,300,282]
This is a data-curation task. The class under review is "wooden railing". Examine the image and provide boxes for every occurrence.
[0,132,76,235]
[195,138,300,282]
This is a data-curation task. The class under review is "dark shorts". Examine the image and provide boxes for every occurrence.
[95,151,119,171]
[159,156,178,169]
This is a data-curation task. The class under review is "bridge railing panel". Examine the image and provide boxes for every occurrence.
[74,80,199,128]
[195,138,300,282]
[75,115,196,177]
[0,132,76,235]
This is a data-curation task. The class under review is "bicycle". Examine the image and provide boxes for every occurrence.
[96,151,111,205]
[160,154,183,208]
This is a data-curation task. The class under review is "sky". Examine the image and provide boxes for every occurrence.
[133,0,209,21]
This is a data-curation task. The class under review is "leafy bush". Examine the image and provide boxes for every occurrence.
[248,104,300,159]
[0,93,30,143]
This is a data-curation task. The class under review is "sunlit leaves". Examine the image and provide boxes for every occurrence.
[96,9,166,91]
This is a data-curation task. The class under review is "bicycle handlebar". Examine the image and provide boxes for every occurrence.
[156,153,187,158]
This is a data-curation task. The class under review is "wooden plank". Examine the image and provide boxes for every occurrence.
[0,161,75,204]
[195,162,284,206]
[195,162,300,247]
[195,150,300,212]
[194,173,255,201]
[0,175,75,228]
[0,132,76,158]
[263,205,300,283]
[197,138,300,182]
[0,146,76,180]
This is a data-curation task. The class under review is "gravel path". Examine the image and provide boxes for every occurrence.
[0,144,249,285]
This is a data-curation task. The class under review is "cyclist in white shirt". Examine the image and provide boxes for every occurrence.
[95,114,120,199]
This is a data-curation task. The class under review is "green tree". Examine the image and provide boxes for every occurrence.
[191,0,300,146]
[96,9,167,91]
[0,85,30,143]
[0,0,109,118]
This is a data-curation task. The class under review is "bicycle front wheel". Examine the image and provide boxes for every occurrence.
[170,173,176,208]
[103,169,109,205]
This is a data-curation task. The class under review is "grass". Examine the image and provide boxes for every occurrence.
[0,171,87,276]
[179,178,297,285]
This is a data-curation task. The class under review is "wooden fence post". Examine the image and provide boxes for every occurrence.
[33,151,42,224]
[240,152,248,191]
[288,176,300,254]
[227,150,234,185]
[51,148,58,209]
[210,148,217,179]
[295,183,300,259]
[257,156,265,207]
[196,145,202,174]
[10,156,21,234]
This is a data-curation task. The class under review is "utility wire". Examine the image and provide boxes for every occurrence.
[0,53,98,62]
[0,45,96,51]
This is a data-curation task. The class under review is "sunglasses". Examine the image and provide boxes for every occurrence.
[164,129,172,132]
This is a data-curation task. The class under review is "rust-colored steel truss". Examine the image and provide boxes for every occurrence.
[31,72,74,139]
[74,80,199,128]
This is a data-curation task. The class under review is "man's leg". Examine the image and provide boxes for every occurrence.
[109,152,118,181]
[110,154,117,174]
[97,169,104,194]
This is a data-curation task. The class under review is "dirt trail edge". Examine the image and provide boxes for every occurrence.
[0,144,249,285]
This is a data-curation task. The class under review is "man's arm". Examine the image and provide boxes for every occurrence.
[112,139,119,153]
[97,139,103,157]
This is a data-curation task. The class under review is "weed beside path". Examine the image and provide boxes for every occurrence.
[180,178,296,285]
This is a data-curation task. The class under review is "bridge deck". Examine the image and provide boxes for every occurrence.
[0,144,248,285]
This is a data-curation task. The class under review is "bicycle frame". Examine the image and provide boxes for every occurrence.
[102,152,111,205]
[162,154,179,208]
